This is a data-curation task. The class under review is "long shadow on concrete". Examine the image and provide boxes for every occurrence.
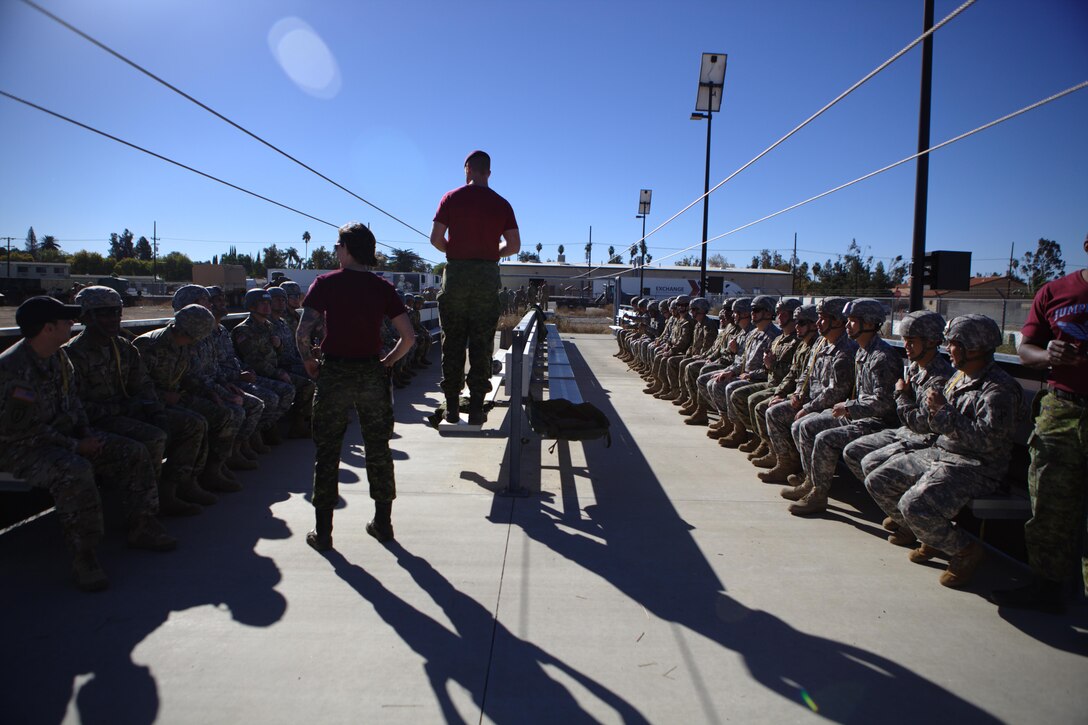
[323,542,649,724]
[488,343,1001,723]
[0,444,310,724]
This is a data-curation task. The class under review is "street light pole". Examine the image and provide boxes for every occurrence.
[699,110,712,296]
[691,52,727,297]
[636,189,652,296]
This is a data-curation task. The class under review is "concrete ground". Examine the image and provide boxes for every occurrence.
[1,333,1085,724]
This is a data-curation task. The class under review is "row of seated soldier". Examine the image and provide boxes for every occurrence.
[615,294,1026,591]
[0,281,434,593]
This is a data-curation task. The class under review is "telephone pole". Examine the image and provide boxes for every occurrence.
[2,237,15,281]
[151,221,159,289]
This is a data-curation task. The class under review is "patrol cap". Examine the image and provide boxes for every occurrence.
[16,295,82,330]
[777,298,802,316]
[944,314,1002,350]
[173,304,215,341]
[899,310,945,341]
[731,297,752,315]
[204,285,224,299]
[268,287,288,300]
[843,297,886,325]
[794,304,819,323]
[280,281,302,296]
[75,285,123,310]
[817,297,850,321]
[172,284,210,311]
[245,289,272,309]
[751,295,777,313]
[690,297,710,313]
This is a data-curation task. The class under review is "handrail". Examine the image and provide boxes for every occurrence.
[505,307,544,496]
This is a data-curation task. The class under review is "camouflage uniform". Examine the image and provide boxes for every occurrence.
[666,307,713,392]
[653,308,694,385]
[867,361,1025,552]
[232,314,311,420]
[708,322,780,420]
[184,335,249,451]
[209,323,287,431]
[312,357,396,509]
[696,320,750,409]
[682,318,735,404]
[437,259,502,401]
[737,326,801,432]
[0,340,158,551]
[753,332,816,444]
[794,335,901,494]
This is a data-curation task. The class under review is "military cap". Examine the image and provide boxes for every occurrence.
[816,297,851,321]
[16,295,82,329]
[777,298,802,316]
[75,285,123,310]
[173,304,215,341]
[204,285,224,299]
[280,281,302,296]
[794,304,819,323]
[245,289,272,309]
[899,310,945,341]
[843,297,886,325]
[268,287,288,300]
[172,284,210,311]
[944,314,1003,350]
[751,295,777,313]
[731,297,753,315]
[690,297,711,312]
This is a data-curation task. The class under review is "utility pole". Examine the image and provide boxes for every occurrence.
[1001,242,1015,334]
[151,221,159,290]
[2,237,14,280]
[791,232,798,295]
[908,0,935,312]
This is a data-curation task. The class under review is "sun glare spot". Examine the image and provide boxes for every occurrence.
[268,17,341,99]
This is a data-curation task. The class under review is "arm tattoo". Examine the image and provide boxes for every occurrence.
[296,307,325,363]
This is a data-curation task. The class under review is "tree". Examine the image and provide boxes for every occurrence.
[25,226,38,259]
[135,236,153,261]
[750,249,790,271]
[584,241,592,265]
[536,242,543,258]
[558,244,565,256]
[113,257,153,276]
[518,251,541,263]
[302,231,311,262]
[108,229,135,260]
[388,247,425,272]
[708,253,730,269]
[38,235,65,262]
[159,251,193,282]
[69,250,113,275]
[262,244,286,270]
[308,246,337,270]
[676,255,699,266]
[284,246,301,269]
[608,245,616,263]
[1019,238,1066,294]
[432,261,446,278]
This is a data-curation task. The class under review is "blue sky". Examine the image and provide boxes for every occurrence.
[1,0,1085,279]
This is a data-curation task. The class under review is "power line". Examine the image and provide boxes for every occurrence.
[18,0,430,241]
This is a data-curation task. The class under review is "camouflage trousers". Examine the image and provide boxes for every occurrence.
[412,324,432,362]
[93,414,167,480]
[732,382,770,430]
[867,448,1000,555]
[311,357,396,511]
[93,408,209,487]
[249,377,295,427]
[722,379,763,422]
[695,363,728,409]
[1024,392,1088,587]
[749,388,779,442]
[664,353,689,391]
[0,432,158,551]
[842,427,932,483]
[795,412,888,493]
[184,396,243,459]
[286,372,315,419]
[765,400,808,463]
[438,260,502,400]
[234,390,266,440]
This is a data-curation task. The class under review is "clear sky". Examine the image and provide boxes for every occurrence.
[2,0,1085,280]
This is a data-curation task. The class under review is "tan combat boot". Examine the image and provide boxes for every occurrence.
[684,410,710,426]
[939,541,985,588]
[882,516,899,532]
[780,478,812,501]
[751,451,778,469]
[718,426,749,448]
[127,514,177,552]
[788,488,828,516]
[758,457,799,483]
[72,548,108,592]
[739,437,762,454]
[888,528,917,547]
[908,543,949,564]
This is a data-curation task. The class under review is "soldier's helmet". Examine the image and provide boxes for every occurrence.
[172,284,210,311]
[75,285,123,311]
[899,310,946,341]
[268,287,288,300]
[721,298,736,313]
[647,300,660,313]
[944,314,1003,350]
[843,297,886,326]
[731,297,753,315]
[674,295,691,308]
[280,281,302,296]
[630,296,642,308]
[816,297,851,321]
[690,297,710,313]
[794,304,819,323]
[245,289,271,309]
[751,295,777,314]
[777,298,802,316]
[404,293,415,303]
[204,285,224,299]
[173,304,216,341]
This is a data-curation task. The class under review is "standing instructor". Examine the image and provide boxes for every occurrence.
[430,150,521,424]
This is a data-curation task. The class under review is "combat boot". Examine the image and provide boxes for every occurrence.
[684,410,709,426]
[127,514,177,551]
[445,395,461,424]
[72,548,108,592]
[907,542,948,564]
[306,509,334,551]
[238,437,259,461]
[752,451,777,469]
[467,394,487,425]
[262,424,283,446]
[176,478,218,506]
[758,457,799,483]
[786,473,806,487]
[158,479,202,517]
[366,501,395,543]
[707,419,734,439]
[780,478,812,501]
[227,445,258,471]
[672,394,689,407]
[746,441,769,459]
[939,541,985,588]
[248,431,271,455]
[719,426,749,448]
[991,577,1067,614]
[882,516,900,532]
[678,402,698,416]
[643,381,663,395]
[288,411,311,439]
[738,437,762,454]
[788,488,827,516]
[888,527,917,547]
[200,457,241,493]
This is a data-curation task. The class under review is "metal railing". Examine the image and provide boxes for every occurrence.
[505,308,545,496]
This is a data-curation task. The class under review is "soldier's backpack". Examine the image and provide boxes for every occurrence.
[526,393,611,451]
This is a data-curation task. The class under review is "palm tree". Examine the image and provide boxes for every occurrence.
[535,242,543,258]
[389,247,423,272]
[284,247,300,269]
[39,235,61,253]
[608,245,615,263]
[302,231,311,268]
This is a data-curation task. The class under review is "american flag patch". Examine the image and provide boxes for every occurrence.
[12,387,36,403]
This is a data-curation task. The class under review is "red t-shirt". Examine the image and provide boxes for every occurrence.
[433,184,518,261]
[1021,269,1088,395]
[304,269,405,358]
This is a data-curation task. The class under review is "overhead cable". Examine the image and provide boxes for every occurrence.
[19,0,431,240]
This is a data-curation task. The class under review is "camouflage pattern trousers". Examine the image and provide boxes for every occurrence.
[249,377,295,427]
[438,260,502,400]
[184,396,243,460]
[765,400,806,464]
[94,408,209,487]
[1024,392,1088,587]
[0,432,158,551]
[794,411,888,493]
[732,382,770,430]
[866,448,1000,556]
[311,357,396,511]
[842,427,930,483]
[748,388,778,442]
